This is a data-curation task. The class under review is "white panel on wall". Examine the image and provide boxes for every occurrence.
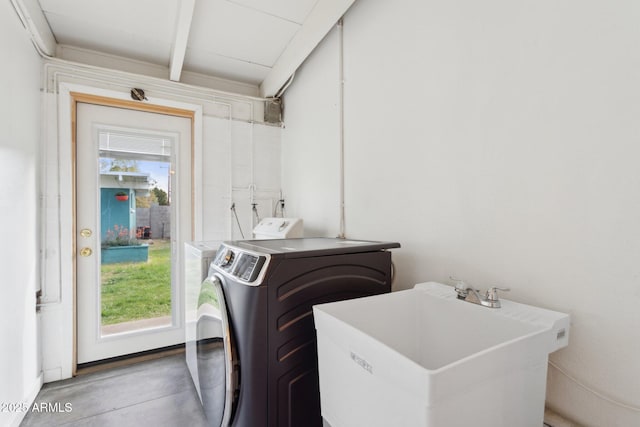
[281,27,340,237]
[41,93,61,303]
[202,115,232,241]
[253,124,282,192]
[201,116,282,241]
[231,121,253,190]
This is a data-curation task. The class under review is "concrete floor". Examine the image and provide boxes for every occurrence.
[21,354,208,427]
[18,351,564,427]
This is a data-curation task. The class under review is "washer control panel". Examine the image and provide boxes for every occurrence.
[212,246,267,284]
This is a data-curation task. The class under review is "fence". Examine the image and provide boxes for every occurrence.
[136,204,171,239]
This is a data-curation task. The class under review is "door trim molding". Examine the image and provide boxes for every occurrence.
[70,92,196,118]
[62,83,202,375]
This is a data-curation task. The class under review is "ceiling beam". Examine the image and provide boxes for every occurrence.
[10,0,57,57]
[169,0,196,82]
[259,0,357,98]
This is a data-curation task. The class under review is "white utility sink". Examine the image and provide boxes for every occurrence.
[313,282,569,427]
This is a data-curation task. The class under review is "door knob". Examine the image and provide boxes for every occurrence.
[80,247,93,257]
[80,228,92,238]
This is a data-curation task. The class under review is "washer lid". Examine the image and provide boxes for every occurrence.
[226,237,400,257]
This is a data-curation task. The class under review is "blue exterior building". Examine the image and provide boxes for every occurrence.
[100,188,136,243]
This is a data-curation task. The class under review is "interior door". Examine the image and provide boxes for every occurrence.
[76,101,192,364]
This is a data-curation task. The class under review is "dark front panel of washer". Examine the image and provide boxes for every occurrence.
[266,251,393,427]
[221,278,269,427]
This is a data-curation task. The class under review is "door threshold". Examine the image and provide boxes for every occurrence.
[76,344,185,376]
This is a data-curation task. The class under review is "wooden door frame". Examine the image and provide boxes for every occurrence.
[70,91,197,374]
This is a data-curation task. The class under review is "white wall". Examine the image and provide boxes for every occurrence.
[201,116,282,241]
[282,28,341,237]
[0,2,43,426]
[282,0,640,425]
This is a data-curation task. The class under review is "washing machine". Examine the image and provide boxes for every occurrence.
[192,237,400,427]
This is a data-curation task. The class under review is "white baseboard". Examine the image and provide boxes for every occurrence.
[8,373,43,427]
[43,367,63,383]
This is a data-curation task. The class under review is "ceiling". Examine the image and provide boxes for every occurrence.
[14,0,355,97]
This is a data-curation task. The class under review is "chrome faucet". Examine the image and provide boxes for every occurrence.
[450,277,510,308]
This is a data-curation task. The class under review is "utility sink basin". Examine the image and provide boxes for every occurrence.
[313,282,569,427]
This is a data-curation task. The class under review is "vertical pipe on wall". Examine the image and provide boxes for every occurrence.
[227,105,234,240]
[37,78,64,306]
[37,90,49,302]
[337,18,346,239]
[249,103,256,231]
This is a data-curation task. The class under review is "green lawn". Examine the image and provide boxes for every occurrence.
[101,239,172,325]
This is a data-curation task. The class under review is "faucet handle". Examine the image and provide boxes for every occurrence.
[449,276,469,298]
[485,287,510,302]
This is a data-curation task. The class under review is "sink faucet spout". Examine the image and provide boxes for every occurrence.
[450,277,510,309]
